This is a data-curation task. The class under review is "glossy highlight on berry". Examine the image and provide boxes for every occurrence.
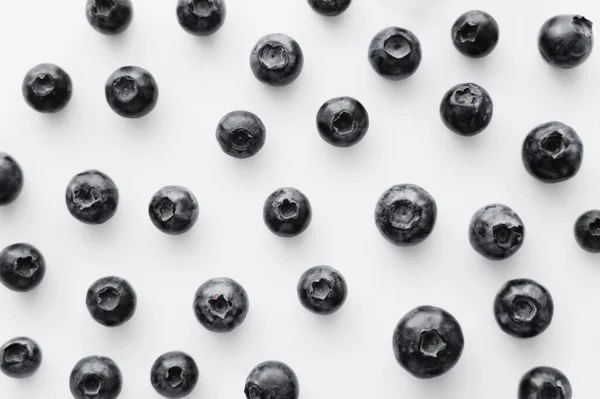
[469,204,525,260]
[22,63,72,113]
[245,361,299,399]
[0,337,42,379]
[149,186,199,235]
[539,14,594,69]
[250,33,304,86]
[86,276,137,327]
[316,96,369,147]
[263,187,312,237]
[176,0,226,36]
[297,266,347,315]
[216,110,266,158]
[105,66,159,118]
[193,277,249,333]
[66,170,119,225]
[368,27,422,80]
[151,351,199,398]
[451,10,499,58]
[0,243,45,292]
[86,0,133,35]
[70,356,122,399]
[518,366,572,399]
[440,82,493,136]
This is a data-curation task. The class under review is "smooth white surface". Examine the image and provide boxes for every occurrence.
[1,0,599,397]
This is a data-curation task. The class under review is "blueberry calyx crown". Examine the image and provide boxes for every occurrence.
[97,287,120,311]
[92,0,117,17]
[13,256,38,278]
[456,22,479,43]
[259,44,288,69]
[541,132,568,159]
[309,278,332,300]
[573,15,593,37]
[72,185,101,210]
[190,0,216,17]
[3,343,27,365]
[165,366,186,388]
[155,198,175,222]
[332,111,355,134]
[588,217,600,237]
[452,87,477,105]
[389,200,421,230]
[32,75,55,96]
[384,35,411,59]
[511,296,538,322]
[112,76,138,103]
[80,373,103,396]
[492,223,523,249]
[276,199,299,219]
[208,294,232,319]
[230,129,253,151]
[418,329,447,357]
[539,383,565,399]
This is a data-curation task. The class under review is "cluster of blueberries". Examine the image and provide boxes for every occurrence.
[1,0,596,398]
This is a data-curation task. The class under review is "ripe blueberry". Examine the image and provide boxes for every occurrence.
[66,170,119,225]
[0,243,45,292]
[316,96,369,147]
[0,337,41,379]
[250,34,304,86]
[297,265,347,315]
[193,277,248,333]
[574,210,600,252]
[176,0,226,36]
[469,204,525,260]
[539,15,593,69]
[393,305,464,379]
[22,63,72,113]
[70,356,122,399]
[151,351,199,398]
[374,184,437,247]
[307,0,351,17]
[263,187,312,238]
[149,186,199,235]
[522,121,583,183]
[368,27,422,80]
[86,0,133,35]
[451,10,499,58]
[440,83,493,136]
[216,110,266,158]
[518,366,572,399]
[0,153,23,206]
[105,66,158,118]
[86,276,137,327]
[244,361,299,399]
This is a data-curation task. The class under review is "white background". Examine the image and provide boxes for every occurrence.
[0,0,599,397]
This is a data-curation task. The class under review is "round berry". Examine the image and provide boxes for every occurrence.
[575,210,600,252]
[244,361,299,399]
[250,34,304,86]
[86,276,137,327]
[539,15,593,69]
[307,0,351,17]
[66,170,119,225]
[451,10,499,58]
[216,110,266,159]
[149,186,199,235]
[86,0,133,35]
[263,187,312,238]
[105,66,158,118]
[368,27,422,81]
[316,96,369,147]
[469,204,525,260]
[440,83,493,136]
[0,337,42,379]
[22,63,72,113]
[70,356,122,399]
[0,153,23,206]
[297,266,347,315]
[193,277,249,333]
[176,0,226,36]
[151,351,199,398]
[0,243,45,292]
[518,366,572,399]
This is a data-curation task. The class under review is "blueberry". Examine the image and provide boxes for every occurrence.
[149,186,199,235]
[66,170,119,225]
[522,121,583,183]
[86,0,133,35]
[105,66,158,118]
[151,351,199,398]
[368,27,422,81]
[263,187,312,238]
[494,279,553,338]
[216,110,266,158]
[374,184,437,247]
[307,0,351,17]
[0,153,23,206]
[250,34,304,86]
[451,10,499,58]
[193,277,248,333]
[440,83,493,136]
[0,337,41,379]
[518,366,572,399]
[244,361,299,399]
[316,96,369,147]
[22,63,72,113]
[176,0,226,36]
[392,305,464,379]
[539,15,593,69]
[86,276,137,327]
[469,204,525,260]
[297,266,347,315]
[0,243,45,292]
[70,356,122,399]
[574,210,600,252]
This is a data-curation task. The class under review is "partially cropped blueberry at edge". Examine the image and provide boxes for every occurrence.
[0,243,45,292]
[151,351,199,398]
[469,204,525,260]
[250,33,304,86]
[216,110,266,158]
[575,210,600,253]
[518,366,572,399]
[0,337,42,379]
[539,15,593,69]
[86,276,137,327]
[316,96,369,147]
[105,66,159,118]
[176,0,226,36]
[307,0,351,17]
[368,27,422,81]
[70,356,122,399]
[440,83,493,136]
[193,277,249,333]
[149,186,199,235]
[66,170,119,225]
[451,10,499,58]
[298,266,347,315]
[522,121,583,183]
[86,0,133,35]
[0,153,23,206]
[244,361,299,399]
[22,63,72,113]
[263,187,312,237]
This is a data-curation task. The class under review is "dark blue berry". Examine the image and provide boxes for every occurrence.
[70,356,122,399]
[0,243,45,292]
[193,277,248,333]
[86,276,137,327]
[151,351,199,398]
[368,27,422,81]
[440,83,493,136]
[0,337,41,379]
[469,204,525,260]
[250,34,304,86]
[244,361,299,399]
[263,187,312,238]
[149,186,199,235]
[216,110,266,158]
[0,153,23,206]
[518,366,572,399]
[522,121,583,183]
[539,15,593,69]
[105,66,158,118]
[307,0,351,16]
[574,209,600,252]
[317,96,369,147]
[494,279,553,338]
[22,63,72,113]
[66,170,119,225]
[392,306,464,379]
[451,10,499,58]
[297,266,347,315]
[176,0,226,36]
[86,0,133,35]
